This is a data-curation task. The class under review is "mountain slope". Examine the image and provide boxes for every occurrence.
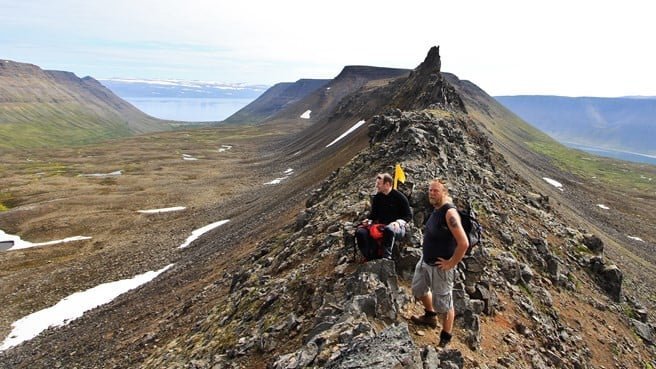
[135,52,655,366]
[446,73,656,320]
[0,60,173,149]
[222,79,331,124]
[1,48,654,369]
[271,66,412,126]
[264,48,462,176]
[495,95,656,155]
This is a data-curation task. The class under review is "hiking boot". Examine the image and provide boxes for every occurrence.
[410,310,438,328]
[438,331,452,348]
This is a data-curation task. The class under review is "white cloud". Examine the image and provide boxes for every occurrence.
[2,0,655,95]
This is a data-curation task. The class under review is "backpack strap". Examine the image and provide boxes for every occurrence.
[436,203,456,228]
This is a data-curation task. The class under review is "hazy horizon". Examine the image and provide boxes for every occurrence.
[2,0,655,97]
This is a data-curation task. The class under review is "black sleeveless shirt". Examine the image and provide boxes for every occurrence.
[422,203,457,265]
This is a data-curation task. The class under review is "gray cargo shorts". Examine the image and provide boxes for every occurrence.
[411,259,455,314]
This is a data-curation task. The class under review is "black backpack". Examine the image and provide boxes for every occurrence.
[434,204,483,255]
[457,207,483,254]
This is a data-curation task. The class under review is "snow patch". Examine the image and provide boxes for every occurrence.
[627,236,645,242]
[1,229,91,251]
[596,204,610,210]
[326,120,366,148]
[542,177,564,191]
[218,145,233,152]
[137,206,186,214]
[264,177,286,185]
[264,169,294,185]
[79,170,122,177]
[9,236,92,250]
[0,264,173,351]
[178,220,230,249]
[182,154,199,161]
[300,110,311,119]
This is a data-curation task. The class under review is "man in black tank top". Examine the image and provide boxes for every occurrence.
[410,179,469,347]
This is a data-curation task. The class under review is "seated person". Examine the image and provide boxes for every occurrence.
[355,173,412,260]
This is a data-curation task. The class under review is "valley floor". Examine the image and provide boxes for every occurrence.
[0,117,654,368]
[0,124,290,343]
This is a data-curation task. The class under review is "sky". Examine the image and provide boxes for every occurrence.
[1,0,655,97]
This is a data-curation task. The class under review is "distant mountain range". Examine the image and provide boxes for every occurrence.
[99,78,268,99]
[495,95,656,156]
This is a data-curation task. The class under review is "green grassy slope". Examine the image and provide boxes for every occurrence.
[0,103,134,149]
[0,60,173,149]
[444,73,656,192]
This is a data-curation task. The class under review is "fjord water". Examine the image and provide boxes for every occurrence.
[563,142,656,166]
[125,97,254,122]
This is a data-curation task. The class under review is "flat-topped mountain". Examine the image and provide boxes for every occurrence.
[222,79,332,124]
[0,60,174,149]
[224,66,410,126]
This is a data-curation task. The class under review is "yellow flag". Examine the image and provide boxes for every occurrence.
[393,163,406,189]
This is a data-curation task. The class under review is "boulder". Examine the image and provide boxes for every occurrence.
[599,264,623,302]
[582,234,604,254]
[323,324,422,369]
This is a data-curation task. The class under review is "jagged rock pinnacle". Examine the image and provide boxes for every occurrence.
[419,46,441,73]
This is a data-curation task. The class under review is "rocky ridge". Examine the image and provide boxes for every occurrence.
[141,105,655,368]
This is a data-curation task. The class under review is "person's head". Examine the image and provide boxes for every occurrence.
[375,173,394,194]
[428,179,452,207]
